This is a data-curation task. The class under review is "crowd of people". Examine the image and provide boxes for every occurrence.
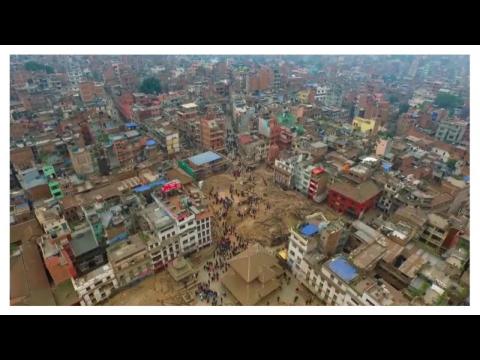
[197,167,317,306]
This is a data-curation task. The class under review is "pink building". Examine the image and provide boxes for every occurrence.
[376,139,392,157]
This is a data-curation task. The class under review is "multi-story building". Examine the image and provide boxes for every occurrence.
[435,119,467,144]
[79,81,105,103]
[376,139,392,158]
[69,146,94,176]
[156,125,180,155]
[107,234,153,288]
[246,66,273,93]
[238,134,267,163]
[138,191,213,272]
[288,214,408,306]
[273,156,296,189]
[179,151,229,180]
[352,116,378,135]
[200,117,225,152]
[328,180,382,218]
[287,214,347,273]
[418,213,451,254]
[70,226,107,277]
[71,263,118,305]
[110,130,146,166]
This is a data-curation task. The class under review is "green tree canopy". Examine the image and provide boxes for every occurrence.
[140,77,162,94]
[25,61,55,73]
[388,94,399,103]
[398,103,410,114]
[434,93,463,110]
[447,159,457,171]
[25,61,46,71]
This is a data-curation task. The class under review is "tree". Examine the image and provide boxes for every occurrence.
[45,65,55,74]
[447,159,457,171]
[25,61,45,71]
[140,77,162,94]
[388,94,398,103]
[434,93,462,110]
[398,103,409,115]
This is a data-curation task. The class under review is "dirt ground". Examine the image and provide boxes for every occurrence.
[105,164,338,306]
[203,164,338,246]
[106,245,217,306]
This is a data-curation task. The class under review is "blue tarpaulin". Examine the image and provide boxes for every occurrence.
[126,122,137,129]
[133,178,168,193]
[328,257,358,283]
[107,232,129,246]
[300,224,319,236]
[146,139,156,146]
[382,162,393,172]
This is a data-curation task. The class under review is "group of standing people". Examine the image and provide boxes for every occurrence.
[195,282,223,306]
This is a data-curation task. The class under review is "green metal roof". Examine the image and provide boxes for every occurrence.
[277,112,297,127]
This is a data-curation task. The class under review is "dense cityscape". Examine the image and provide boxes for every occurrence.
[10,54,469,306]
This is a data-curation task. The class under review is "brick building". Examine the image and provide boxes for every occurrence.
[328,181,382,218]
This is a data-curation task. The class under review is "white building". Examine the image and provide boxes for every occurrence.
[139,193,212,271]
[315,86,328,103]
[287,215,408,306]
[72,264,118,306]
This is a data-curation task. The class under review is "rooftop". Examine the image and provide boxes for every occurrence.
[300,223,319,237]
[10,240,56,305]
[107,234,147,263]
[221,244,283,305]
[427,213,449,230]
[70,227,99,257]
[188,151,222,166]
[52,279,79,306]
[329,180,381,203]
[19,168,47,189]
[350,241,387,271]
[10,218,43,244]
[181,102,198,109]
[327,257,359,283]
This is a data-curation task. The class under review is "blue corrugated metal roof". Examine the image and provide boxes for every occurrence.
[133,178,168,193]
[300,224,319,236]
[328,257,358,283]
[188,151,222,166]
